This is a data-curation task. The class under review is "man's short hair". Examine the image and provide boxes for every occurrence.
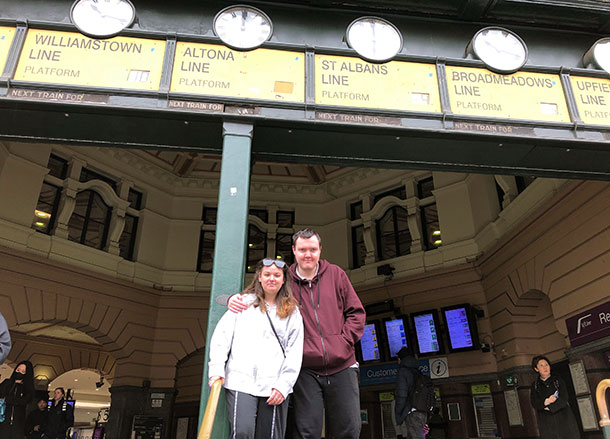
[292,228,322,247]
[396,347,410,360]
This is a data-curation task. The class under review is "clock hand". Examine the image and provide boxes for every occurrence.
[370,22,377,52]
[482,39,501,56]
[90,2,103,15]
[241,10,247,32]
[89,4,126,23]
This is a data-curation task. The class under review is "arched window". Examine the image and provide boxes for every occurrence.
[246,225,267,272]
[376,206,411,261]
[68,190,112,250]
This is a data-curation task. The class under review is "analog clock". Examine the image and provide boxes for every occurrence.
[346,16,402,63]
[468,27,528,74]
[213,5,273,50]
[71,0,136,38]
[589,38,610,74]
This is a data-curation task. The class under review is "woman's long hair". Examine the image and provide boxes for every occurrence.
[4,360,35,401]
[240,259,298,319]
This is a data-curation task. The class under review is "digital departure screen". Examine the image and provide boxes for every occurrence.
[442,304,480,352]
[444,307,473,349]
[359,322,381,361]
[412,311,441,355]
[384,317,408,358]
[48,400,75,408]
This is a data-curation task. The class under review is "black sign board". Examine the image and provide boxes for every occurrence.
[9,88,109,104]
[131,415,163,439]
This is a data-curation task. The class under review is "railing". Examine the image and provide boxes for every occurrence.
[197,379,223,439]
[597,379,610,439]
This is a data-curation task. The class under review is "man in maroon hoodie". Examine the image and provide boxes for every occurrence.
[229,228,366,438]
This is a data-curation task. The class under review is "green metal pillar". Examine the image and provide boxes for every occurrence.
[198,121,253,438]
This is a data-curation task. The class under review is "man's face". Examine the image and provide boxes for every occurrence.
[38,400,47,410]
[293,236,321,272]
[54,388,63,401]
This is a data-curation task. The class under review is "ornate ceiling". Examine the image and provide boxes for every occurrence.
[135,150,348,184]
[10,323,100,345]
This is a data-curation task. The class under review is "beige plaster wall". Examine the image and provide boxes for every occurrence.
[0,246,208,388]
[480,180,610,369]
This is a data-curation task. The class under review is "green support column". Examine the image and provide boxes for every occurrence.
[198,122,253,438]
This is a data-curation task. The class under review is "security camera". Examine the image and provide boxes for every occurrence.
[95,376,104,388]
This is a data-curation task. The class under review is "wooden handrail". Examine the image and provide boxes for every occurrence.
[597,379,610,428]
[197,379,223,439]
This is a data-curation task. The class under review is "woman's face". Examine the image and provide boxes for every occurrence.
[15,364,26,375]
[258,264,284,297]
[54,388,64,401]
[535,359,551,379]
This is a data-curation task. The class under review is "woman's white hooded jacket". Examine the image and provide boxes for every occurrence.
[208,294,304,398]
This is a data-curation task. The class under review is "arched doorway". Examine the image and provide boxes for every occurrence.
[49,368,112,435]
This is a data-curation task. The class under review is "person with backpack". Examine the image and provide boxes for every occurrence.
[395,348,434,439]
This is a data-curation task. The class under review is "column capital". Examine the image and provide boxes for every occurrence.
[222,121,254,138]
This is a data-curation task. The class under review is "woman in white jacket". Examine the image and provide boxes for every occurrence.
[209,258,304,439]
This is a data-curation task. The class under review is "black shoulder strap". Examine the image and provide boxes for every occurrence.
[266,312,286,358]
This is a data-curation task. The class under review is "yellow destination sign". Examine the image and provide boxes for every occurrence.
[14,30,165,91]
[315,54,440,113]
[379,392,394,402]
[0,27,15,73]
[570,76,610,126]
[171,42,304,103]
[471,384,491,395]
[446,66,570,123]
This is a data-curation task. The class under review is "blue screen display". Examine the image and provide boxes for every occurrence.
[384,318,407,357]
[413,313,440,354]
[444,307,474,349]
[359,323,381,361]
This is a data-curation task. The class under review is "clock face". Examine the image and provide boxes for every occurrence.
[213,5,273,50]
[592,39,610,74]
[472,27,527,73]
[71,0,136,38]
[346,17,402,62]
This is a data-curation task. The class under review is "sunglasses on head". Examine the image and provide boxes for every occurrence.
[262,258,286,268]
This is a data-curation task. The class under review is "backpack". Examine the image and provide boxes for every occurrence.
[409,370,436,414]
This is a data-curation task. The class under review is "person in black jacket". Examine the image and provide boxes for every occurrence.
[0,360,35,439]
[44,387,74,439]
[530,355,581,439]
[394,348,428,439]
[26,397,49,439]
